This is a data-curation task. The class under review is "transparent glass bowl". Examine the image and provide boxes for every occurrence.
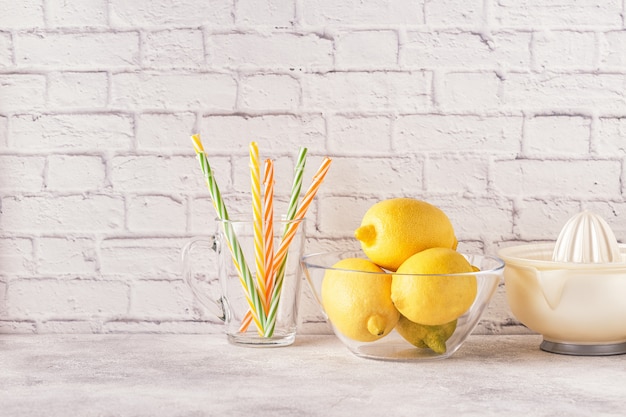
[301,250,504,361]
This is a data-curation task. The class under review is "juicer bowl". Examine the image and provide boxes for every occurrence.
[301,250,503,361]
[498,243,626,355]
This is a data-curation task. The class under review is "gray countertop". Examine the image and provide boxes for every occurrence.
[0,334,624,416]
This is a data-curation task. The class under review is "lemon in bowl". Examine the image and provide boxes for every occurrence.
[321,258,399,342]
[354,198,458,271]
[391,247,477,326]
[301,250,504,361]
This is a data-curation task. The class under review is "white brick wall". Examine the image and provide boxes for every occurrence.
[1,0,625,336]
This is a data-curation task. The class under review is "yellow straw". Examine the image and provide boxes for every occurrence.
[262,159,275,310]
[239,159,276,333]
[249,142,267,312]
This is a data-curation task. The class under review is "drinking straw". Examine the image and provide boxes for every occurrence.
[262,158,275,310]
[264,157,332,337]
[267,147,307,301]
[239,158,276,332]
[249,142,267,311]
[190,134,265,334]
[239,150,307,333]
[271,157,332,278]
[285,147,308,223]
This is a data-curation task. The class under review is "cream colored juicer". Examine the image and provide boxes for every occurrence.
[499,211,626,355]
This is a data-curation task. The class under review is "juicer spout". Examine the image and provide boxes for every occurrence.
[534,268,569,310]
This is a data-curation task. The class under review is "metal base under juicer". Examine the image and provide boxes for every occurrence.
[540,340,626,356]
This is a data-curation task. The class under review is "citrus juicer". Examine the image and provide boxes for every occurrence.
[499,211,626,356]
[552,210,621,264]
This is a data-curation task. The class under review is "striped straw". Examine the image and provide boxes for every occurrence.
[239,152,305,333]
[249,142,266,311]
[266,147,307,308]
[262,159,275,310]
[264,157,332,337]
[238,158,276,333]
[190,134,265,333]
[285,147,308,223]
[272,157,332,276]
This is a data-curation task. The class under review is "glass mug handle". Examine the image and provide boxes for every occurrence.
[181,237,226,321]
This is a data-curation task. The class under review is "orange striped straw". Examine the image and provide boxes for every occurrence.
[239,309,253,332]
[239,159,276,333]
[249,142,266,311]
[271,157,332,277]
[240,157,332,335]
[263,157,332,337]
[262,159,275,311]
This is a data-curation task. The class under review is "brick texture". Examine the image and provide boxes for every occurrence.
[1,0,626,335]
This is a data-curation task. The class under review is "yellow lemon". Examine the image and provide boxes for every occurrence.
[354,198,457,271]
[321,258,400,342]
[395,315,457,354]
[391,247,477,326]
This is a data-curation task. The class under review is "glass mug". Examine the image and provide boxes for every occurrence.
[182,218,305,347]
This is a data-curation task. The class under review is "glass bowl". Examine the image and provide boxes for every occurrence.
[301,250,504,361]
[498,243,626,355]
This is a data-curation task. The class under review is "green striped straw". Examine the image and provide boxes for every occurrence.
[264,157,331,337]
[263,147,307,337]
[285,147,308,223]
[191,134,266,333]
[264,147,307,300]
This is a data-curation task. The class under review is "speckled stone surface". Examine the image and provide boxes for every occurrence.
[0,334,624,416]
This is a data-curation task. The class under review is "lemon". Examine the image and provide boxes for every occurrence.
[321,258,400,342]
[354,198,457,271]
[396,315,457,354]
[391,247,477,326]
